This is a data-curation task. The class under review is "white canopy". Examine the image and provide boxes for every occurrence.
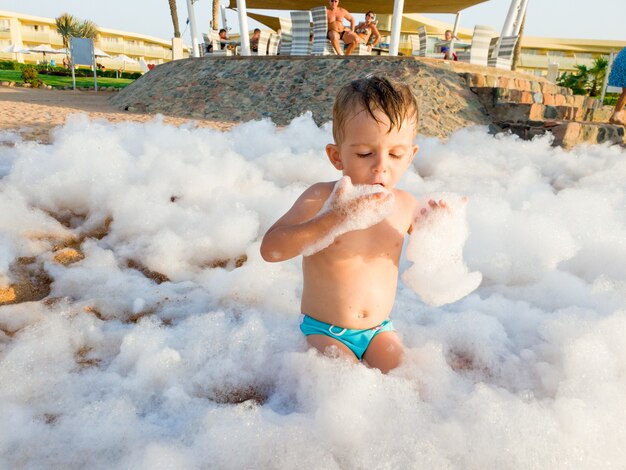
[2,44,31,54]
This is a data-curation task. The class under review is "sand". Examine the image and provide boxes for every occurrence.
[0,86,236,144]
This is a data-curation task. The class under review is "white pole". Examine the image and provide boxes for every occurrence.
[451,12,461,37]
[236,0,251,56]
[185,0,200,57]
[512,0,529,36]
[389,0,404,56]
[494,0,521,58]
[501,0,522,37]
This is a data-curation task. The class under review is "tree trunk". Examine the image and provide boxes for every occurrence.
[212,0,220,30]
[168,0,181,38]
[511,13,525,71]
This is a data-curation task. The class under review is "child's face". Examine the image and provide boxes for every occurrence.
[326,106,418,189]
[445,31,452,40]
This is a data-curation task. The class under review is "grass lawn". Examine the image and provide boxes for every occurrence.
[0,70,133,89]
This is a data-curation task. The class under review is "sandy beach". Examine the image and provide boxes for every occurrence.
[0,86,235,144]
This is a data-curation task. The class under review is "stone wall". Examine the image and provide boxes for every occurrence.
[111,55,623,147]
[111,56,490,139]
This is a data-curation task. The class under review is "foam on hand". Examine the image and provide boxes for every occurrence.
[402,192,482,306]
[301,176,395,256]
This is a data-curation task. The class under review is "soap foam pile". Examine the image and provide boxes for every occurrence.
[1,114,626,469]
[403,191,482,306]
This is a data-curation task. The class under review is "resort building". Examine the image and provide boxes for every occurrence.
[0,10,189,71]
[377,13,626,77]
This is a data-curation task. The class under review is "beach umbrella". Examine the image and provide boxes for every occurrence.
[28,44,64,63]
[2,43,31,61]
[93,47,110,58]
[111,54,138,72]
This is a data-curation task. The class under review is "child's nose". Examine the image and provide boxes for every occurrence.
[372,156,386,172]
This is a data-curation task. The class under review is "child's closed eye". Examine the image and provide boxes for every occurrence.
[356,152,372,158]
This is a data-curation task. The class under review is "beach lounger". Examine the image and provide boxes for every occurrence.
[488,35,518,70]
[203,30,232,56]
[310,6,335,55]
[417,27,441,58]
[410,35,420,56]
[267,33,280,55]
[456,25,495,66]
[255,30,271,55]
[290,11,313,56]
[278,17,292,56]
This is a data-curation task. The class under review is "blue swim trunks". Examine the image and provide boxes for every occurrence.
[300,314,395,360]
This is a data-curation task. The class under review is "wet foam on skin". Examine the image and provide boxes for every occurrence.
[301,176,395,256]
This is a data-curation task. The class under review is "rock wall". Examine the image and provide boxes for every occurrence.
[111,56,490,138]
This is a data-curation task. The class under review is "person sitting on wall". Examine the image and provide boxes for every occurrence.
[326,0,359,55]
[345,10,381,55]
[63,56,70,69]
[250,28,261,53]
[219,28,228,50]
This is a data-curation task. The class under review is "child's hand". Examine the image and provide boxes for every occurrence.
[301,176,395,256]
[412,196,467,228]
[328,176,393,223]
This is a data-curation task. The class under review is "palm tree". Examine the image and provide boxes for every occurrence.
[587,56,608,97]
[55,13,78,49]
[168,0,181,38]
[77,20,98,39]
[212,1,220,30]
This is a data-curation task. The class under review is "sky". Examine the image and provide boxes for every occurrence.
[1,111,626,467]
[2,0,625,45]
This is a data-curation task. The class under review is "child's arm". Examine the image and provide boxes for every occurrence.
[261,178,393,262]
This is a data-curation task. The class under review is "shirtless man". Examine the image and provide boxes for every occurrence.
[326,0,358,55]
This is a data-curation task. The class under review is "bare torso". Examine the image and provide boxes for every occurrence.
[301,182,417,329]
[327,6,348,33]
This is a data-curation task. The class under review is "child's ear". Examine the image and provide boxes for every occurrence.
[326,144,343,170]
[408,144,419,164]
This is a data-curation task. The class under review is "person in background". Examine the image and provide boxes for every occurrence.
[326,0,359,55]
[608,47,626,127]
[50,58,56,68]
[440,29,458,61]
[62,55,70,69]
[219,28,228,50]
[250,28,261,53]
[345,10,381,55]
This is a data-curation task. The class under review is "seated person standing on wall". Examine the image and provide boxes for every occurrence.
[326,0,358,55]
[250,28,261,53]
[345,10,381,55]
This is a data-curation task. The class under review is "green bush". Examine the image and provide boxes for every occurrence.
[21,66,44,87]
[0,60,17,70]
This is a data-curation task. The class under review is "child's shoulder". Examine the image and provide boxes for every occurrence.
[300,181,337,201]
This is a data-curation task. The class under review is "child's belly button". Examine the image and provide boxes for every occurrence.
[357,310,368,319]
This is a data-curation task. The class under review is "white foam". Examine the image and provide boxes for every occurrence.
[0,116,625,468]
[402,192,482,306]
